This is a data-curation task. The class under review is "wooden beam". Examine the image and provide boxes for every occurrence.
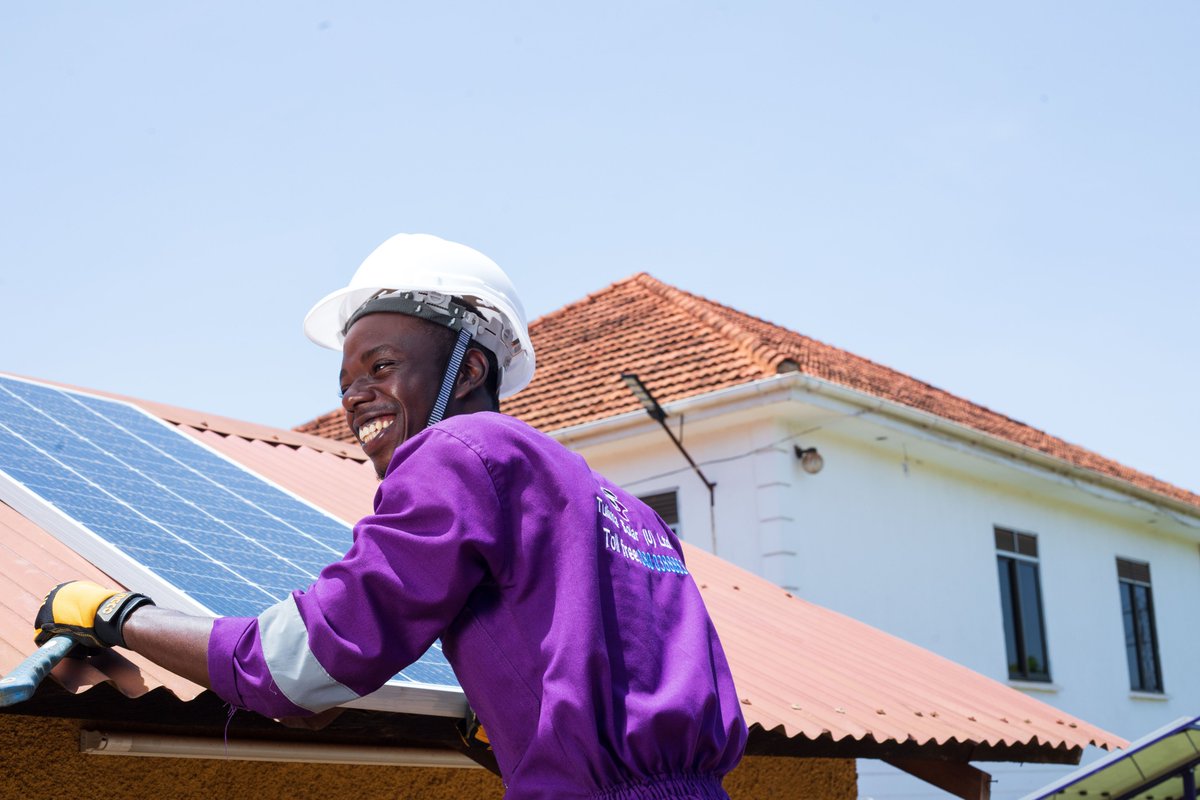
[885,758,992,800]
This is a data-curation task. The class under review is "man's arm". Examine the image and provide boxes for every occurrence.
[32,581,214,692]
[122,606,214,690]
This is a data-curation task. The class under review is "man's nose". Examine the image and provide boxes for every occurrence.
[341,379,373,411]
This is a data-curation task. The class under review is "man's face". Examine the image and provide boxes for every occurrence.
[339,313,449,477]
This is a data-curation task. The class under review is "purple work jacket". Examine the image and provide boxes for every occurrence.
[209,412,747,798]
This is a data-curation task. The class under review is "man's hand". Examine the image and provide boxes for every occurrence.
[34,580,154,649]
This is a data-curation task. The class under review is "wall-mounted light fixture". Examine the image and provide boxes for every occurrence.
[794,446,824,475]
[621,373,666,422]
[621,373,717,553]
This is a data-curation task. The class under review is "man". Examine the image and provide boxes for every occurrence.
[35,234,747,799]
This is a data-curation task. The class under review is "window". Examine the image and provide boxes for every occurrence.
[995,527,1051,681]
[638,490,679,534]
[1117,558,1163,693]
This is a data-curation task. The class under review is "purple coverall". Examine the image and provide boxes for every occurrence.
[208,412,747,798]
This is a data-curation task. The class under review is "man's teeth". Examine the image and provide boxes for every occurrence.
[358,418,393,444]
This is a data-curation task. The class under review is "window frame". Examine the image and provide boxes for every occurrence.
[1117,557,1164,694]
[994,527,1052,682]
[637,489,680,535]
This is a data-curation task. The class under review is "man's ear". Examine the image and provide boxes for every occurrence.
[454,347,490,400]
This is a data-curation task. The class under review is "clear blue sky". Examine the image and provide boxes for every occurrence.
[3,3,1197,493]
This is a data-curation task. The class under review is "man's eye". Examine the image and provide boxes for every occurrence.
[371,360,395,375]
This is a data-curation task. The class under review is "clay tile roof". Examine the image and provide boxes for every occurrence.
[299,273,1198,511]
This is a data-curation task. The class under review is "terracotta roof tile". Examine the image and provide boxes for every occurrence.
[300,273,1197,510]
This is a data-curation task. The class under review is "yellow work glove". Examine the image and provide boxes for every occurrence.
[34,580,154,649]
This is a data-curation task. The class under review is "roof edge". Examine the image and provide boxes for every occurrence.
[551,372,1200,523]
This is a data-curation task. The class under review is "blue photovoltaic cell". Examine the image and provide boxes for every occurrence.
[0,375,458,689]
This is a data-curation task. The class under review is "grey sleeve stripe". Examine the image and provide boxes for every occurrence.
[258,595,359,713]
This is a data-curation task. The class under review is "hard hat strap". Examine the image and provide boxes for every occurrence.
[427,328,472,427]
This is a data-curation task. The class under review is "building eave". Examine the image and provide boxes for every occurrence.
[549,372,1200,527]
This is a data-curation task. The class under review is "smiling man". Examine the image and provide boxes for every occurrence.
[34,234,747,799]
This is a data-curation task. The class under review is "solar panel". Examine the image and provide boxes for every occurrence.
[0,374,464,717]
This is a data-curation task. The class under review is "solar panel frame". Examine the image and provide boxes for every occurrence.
[0,373,466,718]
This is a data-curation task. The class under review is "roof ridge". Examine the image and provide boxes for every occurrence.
[634,282,1200,508]
[527,272,653,331]
[629,274,789,374]
[626,277,1090,449]
[293,277,1200,510]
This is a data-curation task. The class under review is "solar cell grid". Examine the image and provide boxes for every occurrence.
[0,374,463,708]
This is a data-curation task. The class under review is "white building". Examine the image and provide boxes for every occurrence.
[303,273,1200,798]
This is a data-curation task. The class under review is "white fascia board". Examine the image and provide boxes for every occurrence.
[80,729,480,767]
[550,373,1200,528]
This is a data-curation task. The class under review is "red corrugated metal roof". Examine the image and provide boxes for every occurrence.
[0,377,1125,760]
[0,500,203,702]
[688,545,1120,755]
[298,273,1198,511]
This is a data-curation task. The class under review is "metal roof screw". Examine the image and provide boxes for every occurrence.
[875,709,886,715]
[834,707,846,714]
[733,585,740,591]
[914,711,924,717]
[967,716,977,722]
[1000,717,1009,723]
[740,698,752,705]
[930,711,938,717]
[790,703,802,711]
[1068,722,1078,728]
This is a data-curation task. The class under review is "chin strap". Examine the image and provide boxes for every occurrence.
[427,328,473,427]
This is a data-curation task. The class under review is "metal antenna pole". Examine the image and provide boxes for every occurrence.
[621,374,718,554]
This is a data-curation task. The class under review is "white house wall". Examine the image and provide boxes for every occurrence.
[562,386,1200,799]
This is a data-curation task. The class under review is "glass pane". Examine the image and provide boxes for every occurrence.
[1117,558,1151,584]
[1016,561,1049,679]
[995,528,1015,553]
[639,490,679,528]
[997,557,1021,676]
[1120,581,1141,690]
[1134,585,1162,692]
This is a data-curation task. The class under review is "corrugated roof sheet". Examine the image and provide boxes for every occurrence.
[0,500,203,702]
[0,378,1125,760]
[687,544,1120,757]
[297,273,1198,511]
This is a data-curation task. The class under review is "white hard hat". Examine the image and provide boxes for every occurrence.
[304,233,535,398]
